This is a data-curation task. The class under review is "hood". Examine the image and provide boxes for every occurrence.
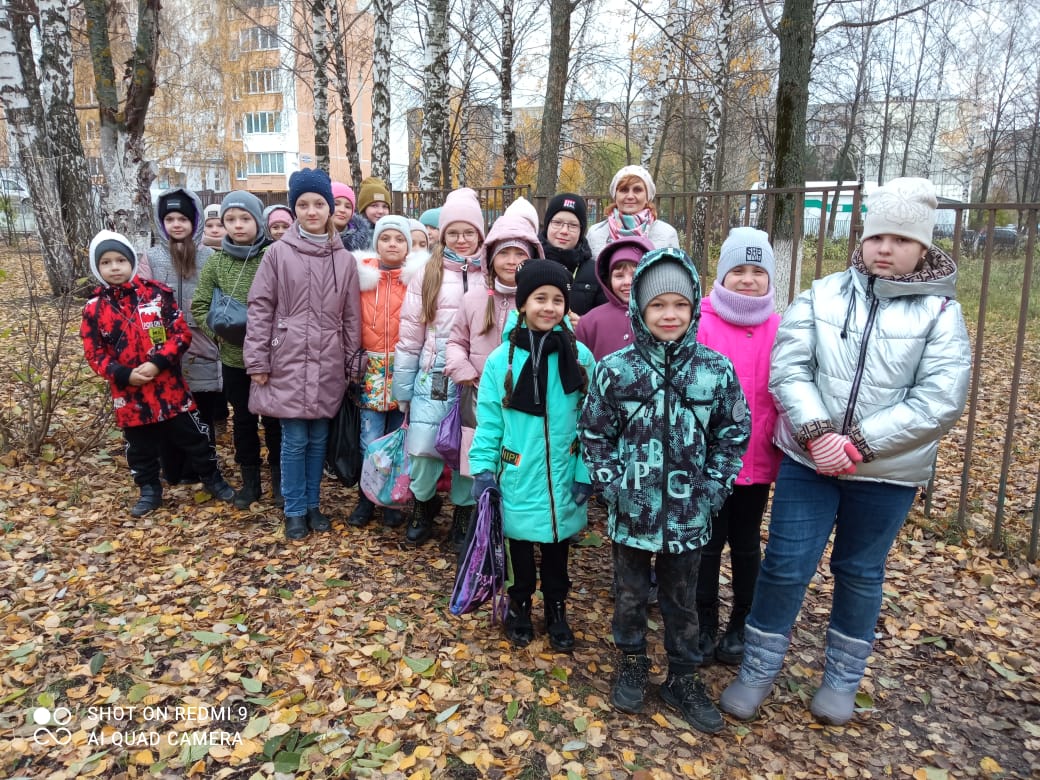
[353,249,431,291]
[629,247,702,355]
[483,214,544,282]
[850,244,959,300]
[89,229,139,287]
[595,234,655,308]
[153,187,205,246]
[261,204,294,242]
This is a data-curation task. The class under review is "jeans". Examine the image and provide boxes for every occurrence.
[613,542,703,674]
[222,364,281,468]
[360,408,405,454]
[280,418,330,517]
[747,457,917,643]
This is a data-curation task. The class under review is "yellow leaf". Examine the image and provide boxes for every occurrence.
[131,749,153,765]
[980,757,1003,774]
[622,749,636,762]
[413,745,433,759]
[399,754,416,770]
[651,712,671,728]
[539,690,560,706]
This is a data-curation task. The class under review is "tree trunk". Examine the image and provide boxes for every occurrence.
[370,0,393,181]
[328,0,363,185]
[876,18,899,184]
[640,0,684,170]
[535,0,573,197]
[499,0,517,188]
[310,0,331,171]
[898,12,929,177]
[419,0,449,190]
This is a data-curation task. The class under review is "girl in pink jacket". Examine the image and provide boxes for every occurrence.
[393,188,485,546]
[444,212,543,549]
[694,227,782,665]
[245,169,362,542]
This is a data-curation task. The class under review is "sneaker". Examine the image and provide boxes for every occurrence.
[660,673,724,734]
[611,654,651,714]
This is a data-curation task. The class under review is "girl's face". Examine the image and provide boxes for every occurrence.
[521,285,566,332]
[204,217,225,239]
[610,262,636,302]
[425,225,440,244]
[97,250,133,286]
[546,211,581,250]
[615,178,649,215]
[164,212,193,241]
[492,246,527,287]
[377,229,409,266]
[333,197,353,230]
[443,222,480,257]
[294,193,331,234]
[268,220,290,240]
[364,201,390,222]
[861,234,926,277]
[223,208,258,244]
[722,264,769,296]
[643,293,692,342]
[411,229,429,251]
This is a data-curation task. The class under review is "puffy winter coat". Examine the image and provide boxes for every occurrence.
[579,248,750,554]
[697,296,782,486]
[244,227,362,419]
[143,187,221,393]
[393,253,481,458]
[340,215,373,253]
[770,247,971,487]
[81,277,196,428]
[354,249,430,411]
[469,324,596,543]
[586,217,680,262]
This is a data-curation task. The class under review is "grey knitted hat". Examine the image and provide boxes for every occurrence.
[636,258,696,312]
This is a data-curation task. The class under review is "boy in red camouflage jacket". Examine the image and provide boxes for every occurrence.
[81,230,235,516]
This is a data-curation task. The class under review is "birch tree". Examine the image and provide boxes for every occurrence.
[310,0,331,171]
[499,0,517,187]
[370,0,392,180]
[328,0,365,185]
[639,0,686,171]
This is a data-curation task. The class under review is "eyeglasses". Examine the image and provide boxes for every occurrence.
[446,229,478,241]
[549,219,580,232]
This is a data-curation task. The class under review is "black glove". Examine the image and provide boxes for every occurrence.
[471,471,498,500]
[571,481,593,505]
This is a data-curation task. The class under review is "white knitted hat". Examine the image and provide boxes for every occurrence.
[862,178,937,247]
[610,165,656,202]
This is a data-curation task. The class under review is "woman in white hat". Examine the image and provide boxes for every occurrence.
[586,165,680,260]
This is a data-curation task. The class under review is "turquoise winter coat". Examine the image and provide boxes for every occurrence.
[469,323,596,543]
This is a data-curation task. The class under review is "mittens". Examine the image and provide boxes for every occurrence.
[471,471,499,500]
[807,433,864,476]
[571,481,593,505]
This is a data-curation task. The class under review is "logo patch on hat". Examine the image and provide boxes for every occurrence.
[745,247,763,263]
[563,198,576,209]
[374,194,386,202]
[166,198,182,210]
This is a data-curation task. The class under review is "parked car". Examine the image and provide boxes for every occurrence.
[972,227,1019,253]
[0,178,31,209]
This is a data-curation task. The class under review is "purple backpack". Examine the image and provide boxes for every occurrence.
[450,487,508,621]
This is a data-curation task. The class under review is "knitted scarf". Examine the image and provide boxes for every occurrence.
[508,324,584,417]
[708,283,776,327]
[607,208,655,241]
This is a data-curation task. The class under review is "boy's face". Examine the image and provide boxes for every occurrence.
[223,208,258,244]
[204,217,225,239]
[98,250,134,286]
[333,197,353,229]
[364,201,390,222]
[377,229,408,265]
[643,293,692,342]
[164,212,193,241]
[521,285,566,332]
[861,234,926,277]
[610,262,636,302]
[269,221,290,240]
[722,264,769,296]
[411,229,428,251]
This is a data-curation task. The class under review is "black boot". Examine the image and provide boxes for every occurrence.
[504,598,534,647]
[233,465,262,509]
[697,603,719,666]
[307,506,332,532]
[382,507,405,528]
[544,600,575,653]
[611,653,651,713]
[715,607,750,666]
[270,465,283,509]
[131,483,163,517]
[284,514,309,540]
[202,473,235,502]
[405,497,438,544]
[348,494,376,527]
[449,505,473,552]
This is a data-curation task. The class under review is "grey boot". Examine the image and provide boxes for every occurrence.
[810,628,873,726]
[233,465,262,509]
[719,624,790,720]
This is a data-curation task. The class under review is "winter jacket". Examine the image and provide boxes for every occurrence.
[697,297,782,486]
[540,237,601,315]
[340,215,373,253]
[244,227,362,420]
[579,248,750,554]
[143,187,221,393]
[574,239,637,360]
[191,244,269,369]
[354,249,430,411]
[81,277,195,428]
[770,246,971,487]
[393,253,480,459]
[469,323,596,543]
[586,218,681,263]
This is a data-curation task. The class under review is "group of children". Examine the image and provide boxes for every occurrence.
[81,176,969,735]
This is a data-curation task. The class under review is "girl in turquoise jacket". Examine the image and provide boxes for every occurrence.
[469,260,595,653]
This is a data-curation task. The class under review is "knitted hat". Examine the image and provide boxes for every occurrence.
[504,196,540,234]
[203,204,221,222]
[515,259,572,312]
[862,177,937,247]
[610,165,656,202]
[717,227,776,286]
[220,190,265,229]
[288,167,335,214]
[266,205,293,227]
[331,181,356,208]
[407,218,425,234]
[438,187,486,241]
[357,176,391,215]
[636,258,696,312]
[543,192,588,235]
[158,191,198,228]
[419,208,441,228]
[372,214,413,253]
[88,229,137,286]
[599,234,654,273]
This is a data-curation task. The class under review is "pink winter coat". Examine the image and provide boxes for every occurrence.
[245,226,361,419]
[697,296,782,486]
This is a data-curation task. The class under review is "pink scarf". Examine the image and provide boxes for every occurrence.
[607,208,655,241]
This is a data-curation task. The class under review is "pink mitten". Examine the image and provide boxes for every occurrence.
[807,433,856,476]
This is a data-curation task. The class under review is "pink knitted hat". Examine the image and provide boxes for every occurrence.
[437,187,485,241]
[331,182,356,208]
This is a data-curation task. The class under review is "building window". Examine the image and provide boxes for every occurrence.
[247,68,280,94]
[232,119,242,140]
[235,161,248,180]
[240,26,278,51]
[243,112,281,134]
[247,152,285,175]
[83,120,98,140]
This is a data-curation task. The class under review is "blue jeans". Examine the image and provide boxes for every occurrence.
[747,457,917,643]
[360,408,405,454]
[280,418,330,517]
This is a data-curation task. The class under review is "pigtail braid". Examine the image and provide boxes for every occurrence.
[502,312,522,408]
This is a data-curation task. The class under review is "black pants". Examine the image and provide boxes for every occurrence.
[695,484,770,620]
[222,364,281,468]
[124,410,219,487]
[159,391,222,483]
[612,542,703,674]
[507,538,570,604]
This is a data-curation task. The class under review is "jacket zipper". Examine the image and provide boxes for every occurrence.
[542,412,559,543]
[383,276,392,408]
[842,276,879,434]
[661,347,672,551]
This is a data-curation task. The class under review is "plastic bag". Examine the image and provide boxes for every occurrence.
[450,486,508,621]
[360,424,410,508]
[434,395,462,471]
[325,391,363,487]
